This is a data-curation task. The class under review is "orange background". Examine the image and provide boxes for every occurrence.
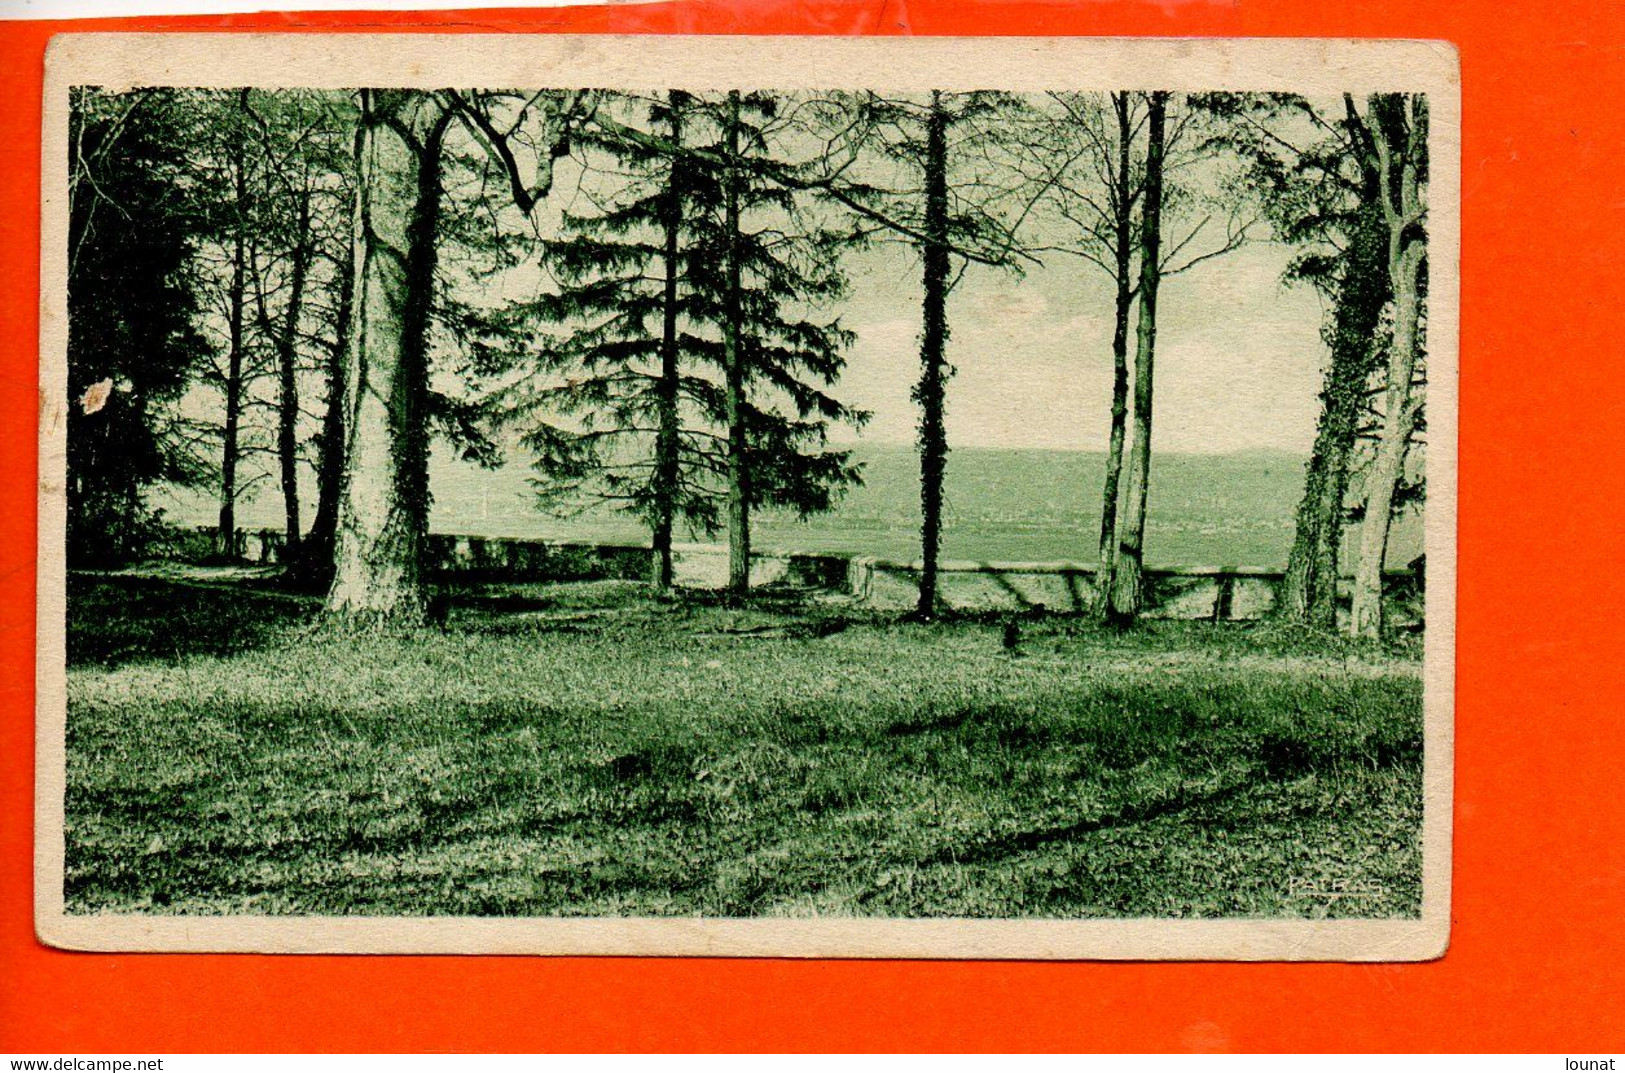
[1,0,1620,1054]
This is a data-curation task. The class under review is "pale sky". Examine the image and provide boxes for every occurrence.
[829,237,1327,455]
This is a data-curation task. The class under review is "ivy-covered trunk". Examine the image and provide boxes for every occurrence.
[1350,239,1423,637]
[326,90,449,623]
[1350,95,1427,639]
[722,91,752,596]
[1279,205,1388,628]
[1107,91,1167,627]
[914,90,952,620]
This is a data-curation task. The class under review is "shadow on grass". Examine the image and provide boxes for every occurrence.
[911,779,1254,870]
[68,574,317,669]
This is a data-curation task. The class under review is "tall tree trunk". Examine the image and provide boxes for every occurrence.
[1107,91,1167,627]
[1278,204,1388,627]
[1095,91,1135,609]
[723,90,751,596]
[276,187,312,557]
[297,241,351,587]
[217,147,248,560]
[915,91,952,620]
[652,93,684,591]
[1351,95,1427,639]
[1349,240,1423,637]
[326,90,449,622]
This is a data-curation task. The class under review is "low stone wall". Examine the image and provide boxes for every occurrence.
[155,525,287,565]
[848,557,1423,625]
[159,525,1420,624]
[425,535,649,583]
[426,534,850,590]
[848,558,1285,620]
[160,526,849,590]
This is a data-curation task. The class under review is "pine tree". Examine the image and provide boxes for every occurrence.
[491,91,724,587]
[682,89,866,594]
[502,89,866,593]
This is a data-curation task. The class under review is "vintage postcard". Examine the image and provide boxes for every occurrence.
[36,33,1458,958]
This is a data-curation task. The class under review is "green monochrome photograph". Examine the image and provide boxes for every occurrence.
[36,35,1457,959]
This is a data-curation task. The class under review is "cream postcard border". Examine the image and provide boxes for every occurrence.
[36,32,1460,960]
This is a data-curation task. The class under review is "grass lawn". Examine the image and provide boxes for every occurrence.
[64,574,1424,918]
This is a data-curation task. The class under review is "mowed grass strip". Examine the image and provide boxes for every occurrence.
[64,576,1424,919]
